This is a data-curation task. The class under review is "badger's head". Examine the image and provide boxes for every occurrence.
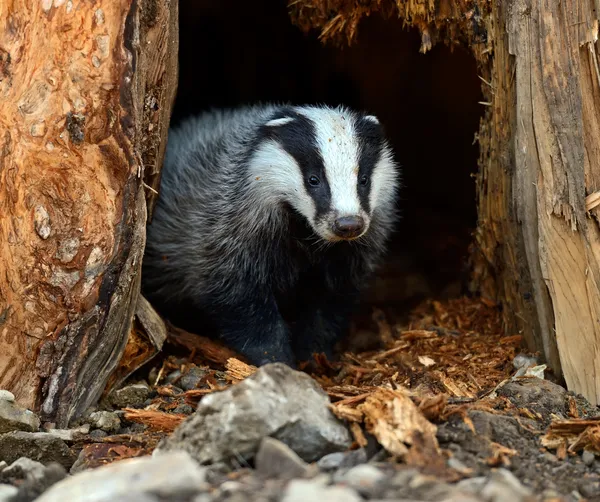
[250,105,399,242]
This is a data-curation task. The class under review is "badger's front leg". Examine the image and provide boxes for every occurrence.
[213,294,296,368]
[291,284,360,363]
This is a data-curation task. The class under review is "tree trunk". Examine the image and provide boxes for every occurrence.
[0,0,177,426]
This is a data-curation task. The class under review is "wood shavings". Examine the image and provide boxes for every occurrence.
[330,403,364,422]
[123,408,187,432]
[542,418,600,454]
[350,422,368,447]
[225,358,257,381]
[357,388,439,459]
[418,355,436,367]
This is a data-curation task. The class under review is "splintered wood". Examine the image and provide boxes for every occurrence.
[542,418,600,454]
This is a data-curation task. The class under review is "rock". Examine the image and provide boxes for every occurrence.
[254,437,310,479]
[0,394,40,433]
[0,432,76,469]
[165,370,182,386]
[512,354,539,371]
[35,452,207,502]
[458,469,532,502]
[0,485,18,501]
[88,429,108,440]
[157,363,351,466]
[173,404,194,415]
[42,425,89,443]
[9,463,67,502]
[481,469,533,501]
[110,384,151,409]
[583,450,596,466]
[497,378,567,423]
[180,366,207,391]
[1,457,46,481]
[281,479,361,502]
[318,448,368,472]
[89,411,121,433]
[0,391,15,403]
[579,478,600,498]
[335,464,386,496]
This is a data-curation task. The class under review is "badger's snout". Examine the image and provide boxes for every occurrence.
[332,215,366,239]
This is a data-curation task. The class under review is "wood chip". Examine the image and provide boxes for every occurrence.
[123,408,186,432]
[350,422,368,447]
[330,403,364,422]
[225,358,257,381]
[358,388,439,459]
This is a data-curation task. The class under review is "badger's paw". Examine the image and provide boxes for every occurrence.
[243,342,297,369]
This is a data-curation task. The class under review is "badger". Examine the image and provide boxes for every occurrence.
[142,103,400,367]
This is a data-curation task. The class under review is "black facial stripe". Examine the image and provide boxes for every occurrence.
[355,116,385,213]
[257,108,331,219]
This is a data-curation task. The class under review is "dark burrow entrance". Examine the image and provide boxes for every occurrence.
[169,0,485,350]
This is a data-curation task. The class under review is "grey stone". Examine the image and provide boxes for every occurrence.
[254,437,310,479]
[336,464,386,496]
[173,404,194,415]
[497,378,567,422]
[0,432,75,469]
[88,429,108,440]
[180,366,207,391]
[0,484,18,501]
[9,463,67,501]
[89,411,120,432]
[0,398,40,434]
[583,450,596,466]
[317,452,346,471]
[36,451,207,502]
[579,478,600,498]
[480,469,532,502]
[110,384,151,409]
[282,479,361,502]
[318,448,369,471]
[43,425,89,443]
[512,354,538,370]
[1,457,45,480]
[157,363,351,466]
[0,391,15,403]
[165,370,182,385]
[456,476,488,494]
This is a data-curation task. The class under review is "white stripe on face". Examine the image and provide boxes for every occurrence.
[370,147,398,211]
[297,106,363,217]
[248,139,316,221]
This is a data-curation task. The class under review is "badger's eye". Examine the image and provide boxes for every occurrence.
[308,175,320,187]
[359,174,369,186]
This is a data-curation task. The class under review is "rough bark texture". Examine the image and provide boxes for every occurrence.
[0,0,177,426]
[289,0,600,404]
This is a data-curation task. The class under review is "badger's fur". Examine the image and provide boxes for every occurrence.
[142,103,400,367]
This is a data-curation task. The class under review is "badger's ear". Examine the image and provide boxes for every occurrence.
[265,117,296,127]
[364,115,380,124]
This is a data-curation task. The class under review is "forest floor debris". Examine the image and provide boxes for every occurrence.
[1,297,600,501]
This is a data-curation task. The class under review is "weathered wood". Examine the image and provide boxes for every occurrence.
[504,0,600,402]
[0,0,177,426]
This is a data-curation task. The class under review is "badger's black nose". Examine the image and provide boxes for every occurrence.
[333,216,365,239]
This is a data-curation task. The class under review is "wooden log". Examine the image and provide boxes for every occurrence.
[0,0,177,426]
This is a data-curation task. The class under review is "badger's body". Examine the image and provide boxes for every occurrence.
[142,103,400,367]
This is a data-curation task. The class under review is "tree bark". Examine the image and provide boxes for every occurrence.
[0,0,177,426]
